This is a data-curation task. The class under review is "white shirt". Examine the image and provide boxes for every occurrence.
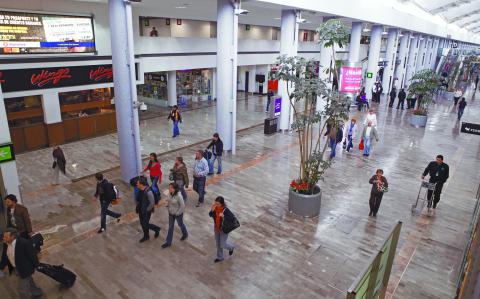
[364,114,377,127]
[454,90,462,97]
[10,208,16,227]
[366,127,372,137]
[7,239,16,268]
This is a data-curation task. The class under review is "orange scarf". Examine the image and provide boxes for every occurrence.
[214,205,224,232]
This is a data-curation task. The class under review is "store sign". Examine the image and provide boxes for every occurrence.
[0,64,137,93]
[0,143,15,164]
[461,122,480,136]
[340,66,362,93]
[274,97,281,116]
[0,10,95,54]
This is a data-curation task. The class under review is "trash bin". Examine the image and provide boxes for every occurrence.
[264,117,278,135]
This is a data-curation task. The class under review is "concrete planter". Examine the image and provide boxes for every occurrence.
[288,186,322,218]
[409,114,428,127]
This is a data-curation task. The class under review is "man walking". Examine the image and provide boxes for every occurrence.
[458,97,467,120]
[207,133,224,175]
[4,194,33,239]
[136,177,161,243]
[397,88,406,110]
[0,228,43,298]
[388,87,397,108]
[422,155,449,211]
[193,150,209,207]
[343,118,357,152]
[94,173,121,234]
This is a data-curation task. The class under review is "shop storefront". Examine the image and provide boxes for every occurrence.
[1,64,120,153]
[137,72,168,106]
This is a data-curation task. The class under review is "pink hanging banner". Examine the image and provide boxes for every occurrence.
[340,66,363,93]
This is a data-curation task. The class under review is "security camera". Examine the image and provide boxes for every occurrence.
[235,9,250,15]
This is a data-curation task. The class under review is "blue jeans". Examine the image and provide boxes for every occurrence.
[346,135,353,151]
[458,108,465,120]
[193,176,206,203]
[166,213,188,244]
[364,137,371,156]
[329,138,337,158]
[173,121,180,137]
[176,180,187,201]
[100,201,121,229]
[150,176,159,191]
[215,230,234,260]
[212,155,222,174]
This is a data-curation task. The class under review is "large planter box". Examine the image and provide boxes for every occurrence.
[288,186,322,217]
[409,114,428,127]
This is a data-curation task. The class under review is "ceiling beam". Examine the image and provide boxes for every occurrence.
[446,9,480,23]
[430,0,473,14]
[466,20,480,29]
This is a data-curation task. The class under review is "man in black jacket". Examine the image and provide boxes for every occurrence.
[1,228,43,298]
[397,88,406,109]
[422,155,449,209]
[388,87,397,108]
[207,133,224,175]
[94,173,121,234]
[136,177,160,243]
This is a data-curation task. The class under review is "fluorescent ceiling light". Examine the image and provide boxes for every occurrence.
[274,17,281,20]
[175,3,190,9]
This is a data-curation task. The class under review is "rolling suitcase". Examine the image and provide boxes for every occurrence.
[37,263,77,288]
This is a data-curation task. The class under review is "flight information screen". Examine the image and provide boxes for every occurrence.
[0,11,95,54]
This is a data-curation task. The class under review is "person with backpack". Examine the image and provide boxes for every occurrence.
[209,196,236,263]
[136,176,161,243]
[94,173,121,234]
[206,133,224,175]
[143,153,162,197]
[167,105,182,138]
[160,182,188,249]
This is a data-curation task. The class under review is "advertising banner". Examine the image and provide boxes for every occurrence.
[274,97,281,116]
[340,66,363,93]
[0,11,95,54]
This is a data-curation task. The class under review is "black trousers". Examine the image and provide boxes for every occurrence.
[389,97,395,107]
[139,212,160,238]
[100,201,121,229]
[369,192,384,215]
[427,182,444,208]
[396,99,404,109]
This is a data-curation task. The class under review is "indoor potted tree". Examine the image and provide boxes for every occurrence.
[408,69,439,127]
[272,19,350,217]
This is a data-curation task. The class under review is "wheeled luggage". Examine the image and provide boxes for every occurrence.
[37,263,77,288]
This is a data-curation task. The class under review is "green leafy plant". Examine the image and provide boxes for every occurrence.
[271,19,350,195]
[408,69,439,115]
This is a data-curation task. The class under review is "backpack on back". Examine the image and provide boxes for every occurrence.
[104,182,118,202]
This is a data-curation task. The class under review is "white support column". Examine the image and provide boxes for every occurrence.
[382,28,399,92]
[365,25,383,101]
[42,92,62,124]
[348,22,362,63]
[395,32,410,89]
[278,9,298,131]
[212,68,217,100]
[216,0,238,152]
[430,38,440,70]
[424,38,434,71]
[0,87,21,201]
[317,41,331,111]
[108,0,142,182]
[415,36,427,72]
[248,65,256,93]
[167,70,177,106]
[405,35,420,88]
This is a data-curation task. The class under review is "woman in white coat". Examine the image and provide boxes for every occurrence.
[364,110,377,127]
[343,118,358,152]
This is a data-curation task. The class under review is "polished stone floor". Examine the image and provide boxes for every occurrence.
[2,86,480,298]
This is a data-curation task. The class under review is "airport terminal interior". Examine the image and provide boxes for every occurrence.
[0,0,480,298]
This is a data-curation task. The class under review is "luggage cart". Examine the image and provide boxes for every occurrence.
[411,181,437,215]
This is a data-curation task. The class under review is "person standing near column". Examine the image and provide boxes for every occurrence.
[136,176,161,243]
[0,228,43,298]
[161,182,188,249]
[388,87,397,108]
[422,155,449,210]
[207,133,224,175]
[193,150,209,207]
[94,173,121,234]
[4,194,32,239]
[209,196,235,263]
[167,105,182,138]
[397,88,406,109]
[368,169,388,217]
[52,145,68,185]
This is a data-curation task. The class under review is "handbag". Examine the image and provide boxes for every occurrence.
[111,198,121,205]
[359,139,365,150]
[52,161,57,169]
[221,209,240,234]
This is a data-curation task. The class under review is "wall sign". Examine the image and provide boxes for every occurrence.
[461,122,480,136]
[0,143,15,164]
[367,72,373,79]
[340,66,362,93]
[274,96,281,116]
[0,64,138,93]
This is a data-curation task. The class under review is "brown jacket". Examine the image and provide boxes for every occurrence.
[172,163,189,187]
[7,204,32,235]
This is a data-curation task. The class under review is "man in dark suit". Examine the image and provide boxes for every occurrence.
[5,194,33,239]
[422,154,449,210]
[1,228,43,298]
[136,176,160,243]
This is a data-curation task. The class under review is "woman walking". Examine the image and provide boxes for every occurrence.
[209,196,235,263]
[143,153,162,194]
[368,169,388,217]
[361,121,379,157]
[171,156,189,201]
[167,105,182,138]
[52,146,68,185]
[161,182,188,248]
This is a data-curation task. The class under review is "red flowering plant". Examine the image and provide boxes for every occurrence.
[290,180,310,194]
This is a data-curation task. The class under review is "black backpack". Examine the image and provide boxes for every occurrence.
[103,181,117,202]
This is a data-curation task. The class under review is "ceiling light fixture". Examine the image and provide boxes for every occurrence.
[274,17,281,20]
[363,24,370,32]
[175,3,190,9]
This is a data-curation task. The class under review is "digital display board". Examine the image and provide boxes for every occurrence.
[0,11,95,54]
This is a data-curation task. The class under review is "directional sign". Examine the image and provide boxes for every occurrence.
[0,143,14,163]
[461,122,480,136]
[367,72,373,79]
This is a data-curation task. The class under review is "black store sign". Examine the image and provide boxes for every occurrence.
[461,122,480,136]
[0,64,137,93]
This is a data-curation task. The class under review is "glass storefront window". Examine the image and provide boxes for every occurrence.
[59,88,114,119]
[5,96,43,127]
